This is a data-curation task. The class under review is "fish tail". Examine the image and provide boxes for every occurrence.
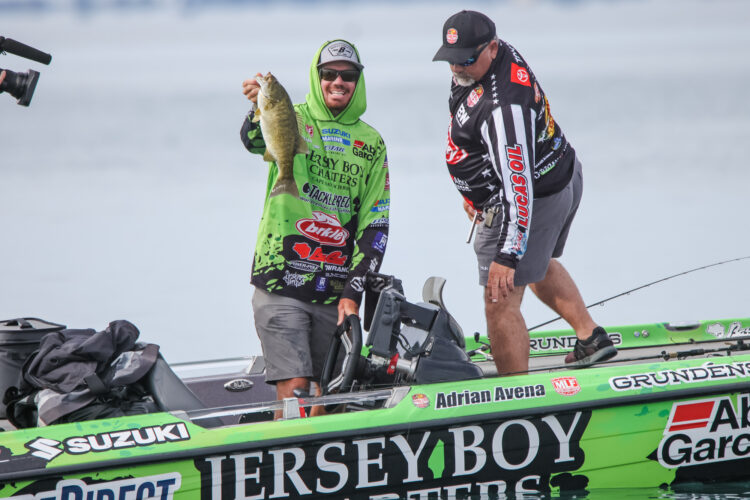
[270,178,299,198]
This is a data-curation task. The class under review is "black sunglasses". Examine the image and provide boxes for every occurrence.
[319,68,360,82]
[458,40,491,67]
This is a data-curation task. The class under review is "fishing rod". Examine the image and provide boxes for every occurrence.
[512,337,750,376]
[529,255,750,332]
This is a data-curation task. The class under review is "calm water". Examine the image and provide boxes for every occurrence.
[1,0,749,370]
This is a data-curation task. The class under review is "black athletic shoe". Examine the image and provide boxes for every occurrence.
[564,327,618,367]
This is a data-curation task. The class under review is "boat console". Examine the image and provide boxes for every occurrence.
[321,272,483,397]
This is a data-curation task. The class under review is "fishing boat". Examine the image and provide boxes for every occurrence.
[1,272,750,499]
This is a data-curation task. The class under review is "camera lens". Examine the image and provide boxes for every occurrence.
[0,68,40,107]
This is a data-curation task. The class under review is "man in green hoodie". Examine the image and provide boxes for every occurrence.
[241,40,389,416]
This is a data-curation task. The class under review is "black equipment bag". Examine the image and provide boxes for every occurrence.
[0,318,66,419]
[4,320,159,428]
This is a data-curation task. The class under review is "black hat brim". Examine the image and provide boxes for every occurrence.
[316,61,364,70]
[432,45,477,64]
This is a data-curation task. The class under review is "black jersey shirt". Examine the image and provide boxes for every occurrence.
[445,39,576,269]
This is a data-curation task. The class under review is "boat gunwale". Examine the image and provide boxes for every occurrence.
[3,376,750,483]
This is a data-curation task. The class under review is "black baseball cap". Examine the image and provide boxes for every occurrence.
[432,10,496,64]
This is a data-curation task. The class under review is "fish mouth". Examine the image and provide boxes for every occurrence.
[257,79,270,99]
[257,73,272,93]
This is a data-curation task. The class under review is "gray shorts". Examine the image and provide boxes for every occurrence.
[252,288,339,383]
[474,157,583,287]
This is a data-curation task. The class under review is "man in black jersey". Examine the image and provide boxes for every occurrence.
[433,10,617,374]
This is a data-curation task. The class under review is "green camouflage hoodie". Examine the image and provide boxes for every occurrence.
[241,40,390,305]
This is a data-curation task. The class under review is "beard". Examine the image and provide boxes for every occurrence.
[452,73,476,87]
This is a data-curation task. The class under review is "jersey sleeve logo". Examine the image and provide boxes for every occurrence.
[510,63,531,87]
[505,144,530,229]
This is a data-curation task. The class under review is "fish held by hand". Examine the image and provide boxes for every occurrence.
[253,72,309,198]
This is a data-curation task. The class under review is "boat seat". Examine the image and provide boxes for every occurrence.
[422,276,465,348]
[146,354,224,428]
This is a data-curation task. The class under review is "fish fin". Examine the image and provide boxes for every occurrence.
[295,111,306,136]
[295,113,311,155]
[269,178,299,198]
[295,136,309,155]
[263,150,275,162]
[294,113,310,155]
[251,107,261,122]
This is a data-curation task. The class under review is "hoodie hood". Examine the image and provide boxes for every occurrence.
[305,39,367,125]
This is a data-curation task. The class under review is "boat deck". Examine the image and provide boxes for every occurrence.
[2,337,746,432]
[478,337,746,377]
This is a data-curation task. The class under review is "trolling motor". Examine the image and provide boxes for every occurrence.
[0,36,52,106]
[320,272,482,397]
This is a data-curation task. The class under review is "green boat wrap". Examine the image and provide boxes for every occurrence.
[2,317,750,498]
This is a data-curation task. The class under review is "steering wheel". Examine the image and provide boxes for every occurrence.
[320,314,363,397]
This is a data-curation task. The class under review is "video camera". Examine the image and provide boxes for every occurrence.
[0,36,52,107]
